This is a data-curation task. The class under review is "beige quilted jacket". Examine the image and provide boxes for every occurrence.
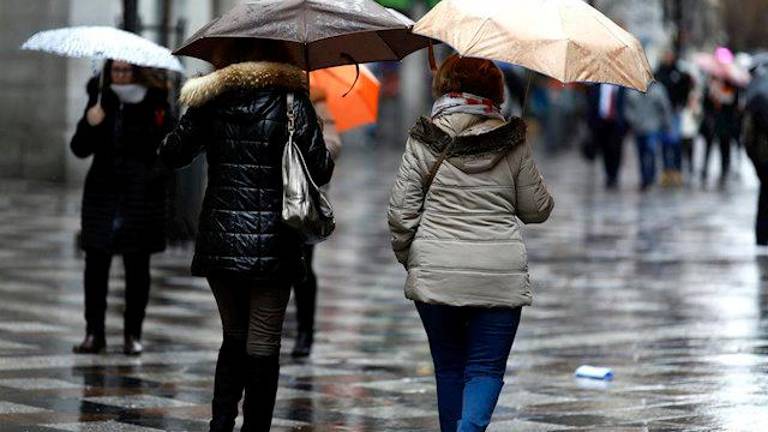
[387,113,554,308]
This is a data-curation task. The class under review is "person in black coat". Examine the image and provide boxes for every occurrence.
[70,60,172,356]
[160,59,333,432]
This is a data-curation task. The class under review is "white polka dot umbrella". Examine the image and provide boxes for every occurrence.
[21,26,184,73]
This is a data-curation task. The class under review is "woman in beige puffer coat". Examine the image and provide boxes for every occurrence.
[387,55,553,432]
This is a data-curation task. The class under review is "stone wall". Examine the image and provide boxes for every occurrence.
[0,0,71,181]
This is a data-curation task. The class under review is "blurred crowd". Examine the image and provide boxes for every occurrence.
[509,47,768,195]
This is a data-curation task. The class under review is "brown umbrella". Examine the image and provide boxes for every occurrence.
[174,0,433,71]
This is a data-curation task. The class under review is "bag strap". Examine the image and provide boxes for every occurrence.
[286,92,324,193]
[287,92,295,139]
[422,138,454,197]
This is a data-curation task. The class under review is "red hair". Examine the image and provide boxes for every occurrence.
[433,54,505,105]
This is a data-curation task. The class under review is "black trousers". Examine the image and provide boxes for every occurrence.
[703,132,731,180]
[681,137,695,173]
[84,251,151,338]
[293,245,317,334]
[593,120,625,187]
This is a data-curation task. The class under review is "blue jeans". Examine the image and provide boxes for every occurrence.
[416,302,522,432]
[662,114,682,171]
[635,133,660,188]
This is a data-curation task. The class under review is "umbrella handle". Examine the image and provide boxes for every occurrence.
[428,43,437,73]
[97,68,105,105]
[340,53,360,98]
[521,70,533,117]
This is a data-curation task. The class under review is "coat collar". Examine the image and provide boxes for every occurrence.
[409,116,527,159]
[179,61,307,107]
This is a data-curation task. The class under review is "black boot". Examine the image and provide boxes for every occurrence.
[73,334,106,354]
[291,331,313,358]
[240,355,280,432]
[209,339,246,432]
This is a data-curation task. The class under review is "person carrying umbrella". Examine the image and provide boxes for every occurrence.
[70,60,174,356]
[404,1,652,430]
[163,2,430,429]
[159,47,334,430]
[388,54,554,432]
[20,26,184,356]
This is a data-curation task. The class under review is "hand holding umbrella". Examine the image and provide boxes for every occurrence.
[86,105,106,126]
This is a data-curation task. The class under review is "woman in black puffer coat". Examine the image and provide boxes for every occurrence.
[71,60,172,357]
[160,59,333,432]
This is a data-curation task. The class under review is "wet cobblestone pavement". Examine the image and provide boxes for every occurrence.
[1,144,767,431]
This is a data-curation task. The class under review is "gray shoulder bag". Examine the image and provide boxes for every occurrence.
[281,93,336,244]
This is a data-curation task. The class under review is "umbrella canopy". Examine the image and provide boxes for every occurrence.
[377,0,441,10]
[412,0,653,91]
[693,51,751,88]
[310,65,380,132]
[21,26,184,73]
[174,0,433,71]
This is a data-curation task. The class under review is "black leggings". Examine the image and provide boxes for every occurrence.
[208,276,291,358]
[84,251,151,338]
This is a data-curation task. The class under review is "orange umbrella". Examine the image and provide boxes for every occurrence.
[310,65,380,133]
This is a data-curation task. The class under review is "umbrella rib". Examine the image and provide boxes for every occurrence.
[589,12,631,49]
[377,32,401,59]
[461,17,491,56]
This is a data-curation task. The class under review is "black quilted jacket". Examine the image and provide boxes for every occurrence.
[71,77,172,254]
[160,62,333,280]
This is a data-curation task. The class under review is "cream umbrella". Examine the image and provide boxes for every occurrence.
[412,0,653,91]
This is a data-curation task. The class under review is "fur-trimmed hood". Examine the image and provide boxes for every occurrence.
[179,61,307,107]
[409,115,527,173]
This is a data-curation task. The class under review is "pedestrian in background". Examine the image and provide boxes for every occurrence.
[656,50,694,187]
[160,55,333,431]
[701,77,740,186]
[586,83,628,189]
[70,60,172,356]
[290,86,342,358]
[388,55,554,432]
[625,82,675,191]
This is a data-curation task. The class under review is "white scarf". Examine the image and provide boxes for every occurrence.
[110,84,148,104]
[431,92,505,121]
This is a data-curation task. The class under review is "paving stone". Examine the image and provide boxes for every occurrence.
[0,400,50,414]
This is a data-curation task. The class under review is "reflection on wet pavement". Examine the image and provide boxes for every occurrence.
[0,145,767,431]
